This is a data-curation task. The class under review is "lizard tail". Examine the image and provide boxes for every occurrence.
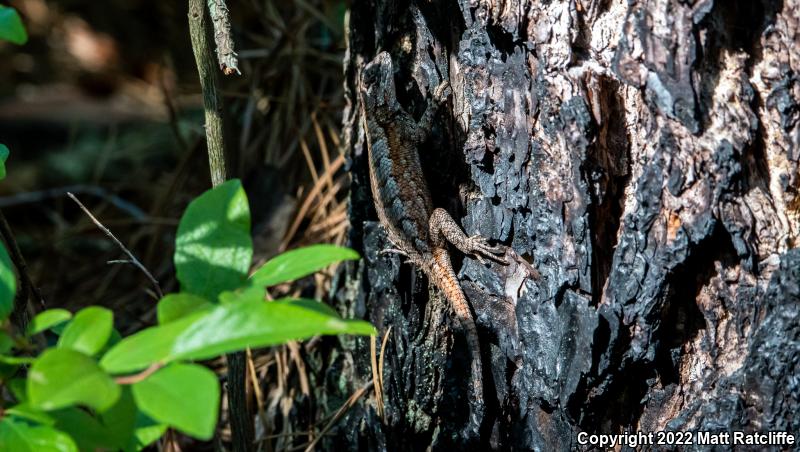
[430,248,485,439]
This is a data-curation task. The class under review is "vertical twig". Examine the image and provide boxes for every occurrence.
[188,1,251,450]
[189,0,228,186]
[0,210,38,330]
[226,352,253,451]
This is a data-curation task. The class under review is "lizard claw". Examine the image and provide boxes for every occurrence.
[379,247,414,265]
[466,235,508,265]
[379,247,408,258]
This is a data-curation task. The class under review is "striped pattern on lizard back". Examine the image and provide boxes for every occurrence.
[365,115,434,265]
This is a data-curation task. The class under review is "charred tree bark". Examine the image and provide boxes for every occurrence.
[324,0,800,449]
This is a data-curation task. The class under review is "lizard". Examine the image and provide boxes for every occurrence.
[358,51,508,438]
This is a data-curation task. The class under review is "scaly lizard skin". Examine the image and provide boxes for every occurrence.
[358,52,507,437]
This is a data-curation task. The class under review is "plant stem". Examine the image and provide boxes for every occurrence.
[188,1,252,450]
[189,0,228,187]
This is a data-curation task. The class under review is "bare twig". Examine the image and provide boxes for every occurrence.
[378,326,392,419]
[207,0,240,75]
[0,210,40,329]
[368,327,393,420]
[370,335,381,418]
[189,0,229,186]
[67,193,164,299]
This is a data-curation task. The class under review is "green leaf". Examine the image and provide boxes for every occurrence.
[51,389,149,451]
[0,242,15,321]
[101,293,374,373]
[0,355,35,365]
[29,348,120,412]
[217,284,265,305]
[28,309,73,336]
[0,418,77,452]
[172,295,375,361]
[99,312,203,374]
[98,386,137,449]
[126,413,166,452]
[174,179,252,301]
[132,363,219,440]
[0,143,8,179]
[157,293,213,324]
[6,404,56,426]
[0,7,27,45]
[51,408,111,452]
[0,330,13,354]
[251,244,360,287]
[58,307,113,356]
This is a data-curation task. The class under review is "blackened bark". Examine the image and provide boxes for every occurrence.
[324,0,800,450]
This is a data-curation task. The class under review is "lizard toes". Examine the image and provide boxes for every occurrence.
[380,247,408,257]
[468,236,508,264]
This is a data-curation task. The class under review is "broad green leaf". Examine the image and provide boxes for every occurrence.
[157,293,213,324]
[28,309,72,336]
[218,285,262,304]
[0,7,27,45]
[174,179,252,300]
[98,387,137,449]
[50,321,68,336]
[99,312,204,374]
[132,363,219,440]
[0,242,15,321]
[101,294,374,373]
[29,348,120,412]
[126,413,166,452]
[51,408,111,452]
[58,307,113,356]
[51,389,147,451]
[6,404,55,426]
[0,418,77,452]
[251,244,360,287]
[0,143,8,179]
[172,295,375,361]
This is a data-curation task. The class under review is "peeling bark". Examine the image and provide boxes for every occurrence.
[321,0,800,449]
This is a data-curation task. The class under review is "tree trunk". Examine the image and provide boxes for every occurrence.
[326,0,800,449]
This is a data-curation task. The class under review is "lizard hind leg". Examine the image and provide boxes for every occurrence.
[429,208,507,264]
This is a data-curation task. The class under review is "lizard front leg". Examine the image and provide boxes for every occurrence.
[429,208,506,264]
[413,81,452,144]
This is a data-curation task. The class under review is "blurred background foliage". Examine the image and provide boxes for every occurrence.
[1,0,351,448]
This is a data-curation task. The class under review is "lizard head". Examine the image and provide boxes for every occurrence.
[359,51,398,123]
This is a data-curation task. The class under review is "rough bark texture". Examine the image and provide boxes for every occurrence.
[324,0,800,449]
